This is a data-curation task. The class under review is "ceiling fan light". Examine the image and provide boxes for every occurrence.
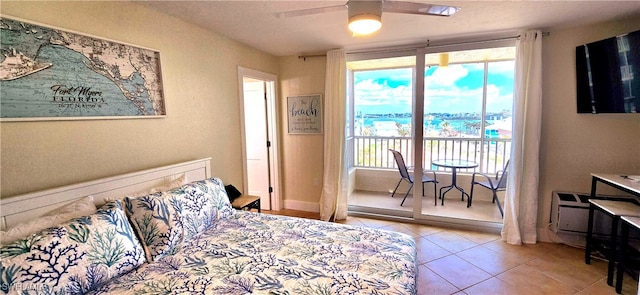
[348,14,382,35]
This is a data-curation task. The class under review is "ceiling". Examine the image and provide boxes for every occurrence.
[142,1,640,57]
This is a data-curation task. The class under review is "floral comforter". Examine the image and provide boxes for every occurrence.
[89,211,417,295]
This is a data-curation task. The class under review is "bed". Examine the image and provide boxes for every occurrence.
[0,158,417,294]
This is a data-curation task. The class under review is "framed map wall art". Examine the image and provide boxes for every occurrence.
[287,94,323,134]
[0,16,166,121]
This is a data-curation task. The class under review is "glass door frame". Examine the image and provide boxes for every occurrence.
[412,41,514,230]
[347,39,514,231]
[411,50,426,219]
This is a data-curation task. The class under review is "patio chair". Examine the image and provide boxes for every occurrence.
[469,160,509,217]
[389,149,438,206]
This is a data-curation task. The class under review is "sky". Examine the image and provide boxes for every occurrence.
[353,60,515,115]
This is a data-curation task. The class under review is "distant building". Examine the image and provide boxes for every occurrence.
[485,117,512,138]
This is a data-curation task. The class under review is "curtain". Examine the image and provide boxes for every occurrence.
[502,30,543,245]
[319,49,348,222]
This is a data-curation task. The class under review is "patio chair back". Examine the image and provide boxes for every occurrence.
[390,149,411,181]
[496,160,510,189]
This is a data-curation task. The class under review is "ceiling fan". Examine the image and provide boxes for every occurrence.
[274,0,460,35]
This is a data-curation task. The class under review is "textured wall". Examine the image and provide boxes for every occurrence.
[0,1,279,198]
[538,17,640,234]
[278,56,326,211]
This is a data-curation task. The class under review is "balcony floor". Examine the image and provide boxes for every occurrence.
[348,190,504,224]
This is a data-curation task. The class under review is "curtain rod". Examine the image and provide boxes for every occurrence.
[422,31,550,49]
[298,32,549,59]
[298,54,326,61]
[347,32,549,55]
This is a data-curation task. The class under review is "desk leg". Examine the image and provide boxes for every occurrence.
[585,203,595,264]
[607,216,619,286]
[616,220,629,294]
[585,176,598,265]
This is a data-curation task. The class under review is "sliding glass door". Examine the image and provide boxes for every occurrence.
[347,40,515,229]
[348,53,417,217]
[416,43,515,228]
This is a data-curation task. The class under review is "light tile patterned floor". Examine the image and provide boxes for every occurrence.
[263,209,639,295]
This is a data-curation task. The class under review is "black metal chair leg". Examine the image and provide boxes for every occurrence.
[493,191,503,217]
[400,183,414,206]
[391,179,403,198]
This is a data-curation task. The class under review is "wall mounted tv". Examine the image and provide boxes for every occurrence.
[576,30,640,113]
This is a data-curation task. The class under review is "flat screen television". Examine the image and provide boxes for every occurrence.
[576,30,640,113]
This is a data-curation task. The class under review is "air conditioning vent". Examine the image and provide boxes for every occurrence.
[551,191,637,247]
[557,192,576,202]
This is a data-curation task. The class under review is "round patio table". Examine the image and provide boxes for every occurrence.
[432,159,478,206]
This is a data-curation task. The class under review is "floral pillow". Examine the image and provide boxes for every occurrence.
[124,177,234,261]
[1,196,98,246]
[0,201,145,294]
[124,192,183,262]
[186,177,234,220]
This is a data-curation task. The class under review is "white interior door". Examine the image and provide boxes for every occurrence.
[243,79,271,208]
[238,66,281,211]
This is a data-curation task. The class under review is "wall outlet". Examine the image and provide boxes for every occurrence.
[313,178,320,187]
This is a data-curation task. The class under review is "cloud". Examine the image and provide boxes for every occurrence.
[425,86,482,113]
[354,62,514,114]
[489,60,516,74]
[426,65,469,87]
[354,79,411,106]
[486,84,514,112]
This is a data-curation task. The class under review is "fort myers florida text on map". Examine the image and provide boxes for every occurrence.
[0,18,165,119]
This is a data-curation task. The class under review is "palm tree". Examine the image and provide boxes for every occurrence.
[395,122,410,137]
[439,121,453,137]
[463,121,482,135]
[362,126,376,136]
[425,115,434,129]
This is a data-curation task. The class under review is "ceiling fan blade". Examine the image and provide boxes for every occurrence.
[274,4,347,19]
[382,1,460,16]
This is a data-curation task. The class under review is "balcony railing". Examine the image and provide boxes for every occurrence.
[351,136,511,174]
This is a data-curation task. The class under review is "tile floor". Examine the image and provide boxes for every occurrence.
[263,209,639,295]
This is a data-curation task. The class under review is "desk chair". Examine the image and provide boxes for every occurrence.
[389,149,438,206]
[231,195,261,212]
[225,184,261,212]
[469,160,509,217]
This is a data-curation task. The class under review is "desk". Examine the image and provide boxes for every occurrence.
[584,174,640,286]
[432,159,478,206]
[616,216,640,294]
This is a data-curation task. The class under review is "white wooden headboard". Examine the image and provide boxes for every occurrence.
[0,158,212,230]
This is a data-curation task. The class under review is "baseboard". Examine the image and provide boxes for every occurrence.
[283,199,320,213]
